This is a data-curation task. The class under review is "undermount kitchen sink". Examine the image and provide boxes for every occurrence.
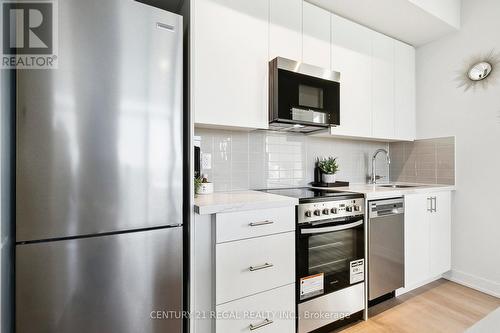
[378,184,420,189]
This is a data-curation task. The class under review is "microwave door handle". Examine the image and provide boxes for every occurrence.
[301,220,364,235]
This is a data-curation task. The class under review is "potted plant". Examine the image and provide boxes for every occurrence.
[318,157,339,183]
[194,174,213,196]
[194,176,203,197]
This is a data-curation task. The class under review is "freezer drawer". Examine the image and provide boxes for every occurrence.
[16,227,182,333]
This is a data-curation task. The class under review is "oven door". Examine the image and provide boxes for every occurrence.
[297,217,365,303]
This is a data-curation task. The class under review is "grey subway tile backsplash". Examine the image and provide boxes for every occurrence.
[195,128,390,191]
[389,137,455,185]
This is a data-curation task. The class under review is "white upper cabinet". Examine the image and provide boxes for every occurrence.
[193,0,269,129]
[331,14,372,138]
[394,40,416,141]
[269,0,302,61]
[371,31,395,139]
[302,2,331,69]
[192,0,416,136]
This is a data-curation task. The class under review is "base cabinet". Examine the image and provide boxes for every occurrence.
[429,192,452,276]
[192,206,296,333]
[403,191,451,291]
[215,284,295,333]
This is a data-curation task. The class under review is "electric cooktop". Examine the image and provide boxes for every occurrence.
[259,187,363,203]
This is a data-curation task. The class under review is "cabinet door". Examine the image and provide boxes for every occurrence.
[394,40,416,141]
[194,0,269,129]
[331,14,372,137]
[429,191,451,276]
[302,2,331,69]
[404,194,430,287]
[269,0,302,60]
[372,31,395,139]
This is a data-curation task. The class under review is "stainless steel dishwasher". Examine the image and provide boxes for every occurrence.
[368,198,405,301]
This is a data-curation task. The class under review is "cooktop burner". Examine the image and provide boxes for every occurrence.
[260,187,363,203]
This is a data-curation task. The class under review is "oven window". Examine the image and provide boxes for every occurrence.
[308,230,355,276]
[299,84,323,109]
[297,224,364,300]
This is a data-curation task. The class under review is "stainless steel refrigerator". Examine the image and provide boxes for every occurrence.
[15,0,183,332]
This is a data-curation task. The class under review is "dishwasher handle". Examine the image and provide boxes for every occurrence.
[373,208,403,217]
[370,198,404,218]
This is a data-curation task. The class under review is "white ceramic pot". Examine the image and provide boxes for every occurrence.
[322,174,336,184]
[198,182,214,194]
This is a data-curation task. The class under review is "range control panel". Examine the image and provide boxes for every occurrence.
[297,198,365,224]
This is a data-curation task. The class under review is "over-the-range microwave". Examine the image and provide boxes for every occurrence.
[269,57,340,133]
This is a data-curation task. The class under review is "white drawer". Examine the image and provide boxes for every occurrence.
[216,284,295,333]
[215,232,295,305]
[215,207,295,243]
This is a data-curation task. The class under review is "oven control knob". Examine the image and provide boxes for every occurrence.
[305,210,312,218]
[346,206,353,212]
[314,209,321,216]
[354,205,361,212]
[331,208,338,214]
[322,208,330,215]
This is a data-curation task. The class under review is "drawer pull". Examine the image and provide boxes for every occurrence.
[249,220,274,227]
[249,263,274,272]
[249,318,274,331]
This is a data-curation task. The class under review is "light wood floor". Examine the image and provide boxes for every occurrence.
[337,279,500,333]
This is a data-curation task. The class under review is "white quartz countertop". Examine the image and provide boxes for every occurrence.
[194,190,299,215]
[314,182,456,200]
[194,183,455,214]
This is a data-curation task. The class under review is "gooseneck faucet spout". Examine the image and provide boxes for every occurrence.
[371,149,391,184]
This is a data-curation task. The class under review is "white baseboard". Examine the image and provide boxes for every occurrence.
[395,275,442,297]
[443,270,500,298]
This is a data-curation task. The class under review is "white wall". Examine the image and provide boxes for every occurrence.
[416,0,500,296]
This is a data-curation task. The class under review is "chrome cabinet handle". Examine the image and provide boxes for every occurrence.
[249,220,274,227]
[427,197,432,212]
[428,197,437,213]
[249,263,274,272]
[249,318,274,331]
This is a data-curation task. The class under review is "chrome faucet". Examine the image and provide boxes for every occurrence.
[371,149,391,184]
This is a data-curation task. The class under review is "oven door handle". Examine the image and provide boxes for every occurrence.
[301,220,363,234]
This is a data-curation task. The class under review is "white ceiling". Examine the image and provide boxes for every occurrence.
[306,0,461,46]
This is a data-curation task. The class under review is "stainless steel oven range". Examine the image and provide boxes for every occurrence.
[260,188,366,333]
